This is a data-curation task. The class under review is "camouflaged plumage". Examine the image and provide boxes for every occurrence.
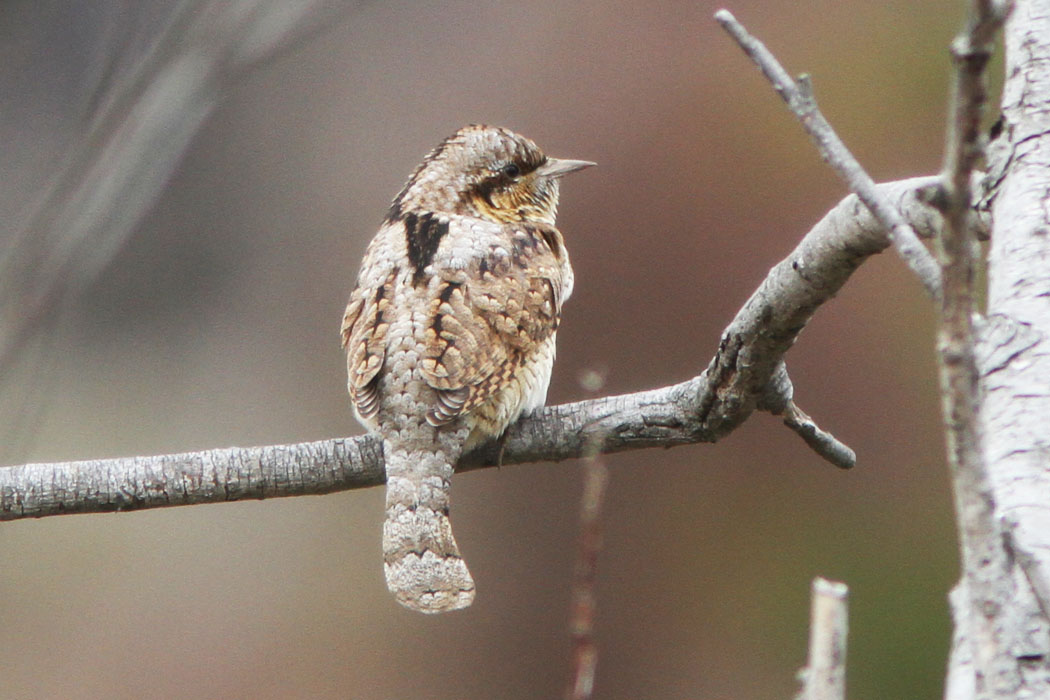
[341,125,591,613]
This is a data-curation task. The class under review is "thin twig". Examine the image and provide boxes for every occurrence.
[758,364,855,469]
[798,577,849,700]
[935,0,1015,695]
[565,443,609,700]
[714,9,943,301]
[782,402,856,470]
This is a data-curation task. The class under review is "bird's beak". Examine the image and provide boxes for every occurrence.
[536,158,596,179]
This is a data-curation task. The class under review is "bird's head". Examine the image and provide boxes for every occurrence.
[390,125,593,226]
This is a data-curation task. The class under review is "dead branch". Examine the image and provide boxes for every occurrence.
[934,1,1017,697]
[0,177,941,521]
[715,9,943,301]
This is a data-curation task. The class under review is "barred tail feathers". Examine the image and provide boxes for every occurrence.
[382,439,475,613]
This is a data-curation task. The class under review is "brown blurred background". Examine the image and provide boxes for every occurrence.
[1,0,966,697]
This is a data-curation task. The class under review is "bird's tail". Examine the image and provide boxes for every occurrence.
[382,438,475,613]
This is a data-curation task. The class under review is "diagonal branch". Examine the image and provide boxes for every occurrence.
[0,177,941,522]
[715,9,944,301]
[0,0,360,378]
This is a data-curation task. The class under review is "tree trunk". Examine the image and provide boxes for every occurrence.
[946,0,1050,696]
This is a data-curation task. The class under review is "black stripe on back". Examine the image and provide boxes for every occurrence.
[404,212,450,286]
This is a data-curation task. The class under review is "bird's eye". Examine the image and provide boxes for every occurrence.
[501,162,521,178]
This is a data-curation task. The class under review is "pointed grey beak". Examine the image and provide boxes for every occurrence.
[536,157,596,178]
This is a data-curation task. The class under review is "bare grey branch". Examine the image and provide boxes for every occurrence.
[0,178,940,521]
[935,1,1017,696]
[781,402,856,470]
[714,9,943,300]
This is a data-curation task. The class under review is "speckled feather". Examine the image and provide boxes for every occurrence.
[340,125,589,613]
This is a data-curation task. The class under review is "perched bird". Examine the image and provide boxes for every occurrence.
[341,125,593,613]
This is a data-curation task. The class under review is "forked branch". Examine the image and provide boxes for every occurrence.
[715,9,943,300]
[0,177,941,521]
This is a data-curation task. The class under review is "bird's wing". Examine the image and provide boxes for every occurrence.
[341,234,399,421]
[420,220,567,425]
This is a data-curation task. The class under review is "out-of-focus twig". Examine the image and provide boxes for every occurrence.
[0,0,358,377]
[565,442,609,700]
[797,577,849,700]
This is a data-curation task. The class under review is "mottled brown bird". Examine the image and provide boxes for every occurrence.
[341,125,593,613]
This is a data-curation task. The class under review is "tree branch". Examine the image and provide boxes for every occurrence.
[932,1,1017,697]
[565,448,608,700]
[715,9,944,301]
[759,364,856,470]
[0,178,941,521]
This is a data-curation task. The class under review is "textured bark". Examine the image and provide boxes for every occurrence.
[0,178,941,521]
[945,0,1050,694]
[935,2,1019,697]
[985,0,1050,623]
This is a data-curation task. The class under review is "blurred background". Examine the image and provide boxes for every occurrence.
[0,0,967,697]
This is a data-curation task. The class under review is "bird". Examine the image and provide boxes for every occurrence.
[340,125,593,613]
